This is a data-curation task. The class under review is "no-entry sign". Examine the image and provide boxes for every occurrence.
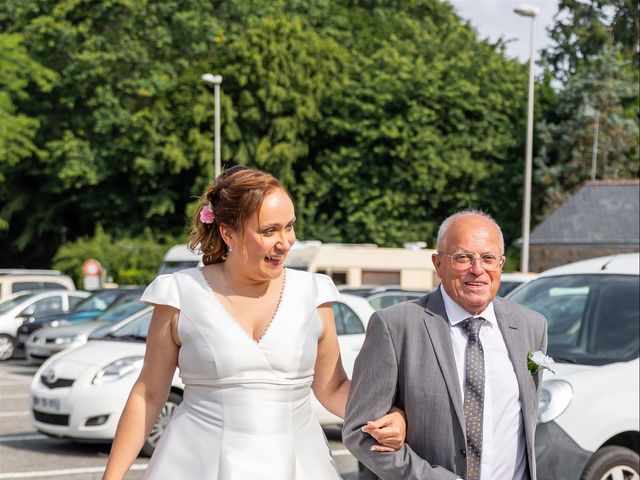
[82,258,101,276]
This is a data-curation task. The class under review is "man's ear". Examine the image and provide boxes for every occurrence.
[432,253,442,278]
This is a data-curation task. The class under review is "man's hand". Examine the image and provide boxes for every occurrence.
[361,407,407,452]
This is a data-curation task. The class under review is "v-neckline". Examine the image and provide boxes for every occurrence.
[198,266,287,344]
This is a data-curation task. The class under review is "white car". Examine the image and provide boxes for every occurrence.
[0,290,90,360]
[497,272,538,297]
[507,253,639,480]
[313,293,375,425]
[30,293,374,454]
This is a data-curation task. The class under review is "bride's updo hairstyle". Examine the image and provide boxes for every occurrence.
[188,166,284,265]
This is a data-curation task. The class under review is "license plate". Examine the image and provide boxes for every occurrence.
[32,396,61,412]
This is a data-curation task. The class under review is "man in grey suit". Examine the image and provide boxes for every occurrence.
[343,210,547,480]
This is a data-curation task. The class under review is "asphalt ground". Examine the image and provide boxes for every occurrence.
[0,359,358,479]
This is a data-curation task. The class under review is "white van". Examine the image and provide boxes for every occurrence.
[508,253,639,480]
[0,270,76,300]
[158,245,202,274]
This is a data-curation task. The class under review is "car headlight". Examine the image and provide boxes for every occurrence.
[537,379,573,424]
[92,356,144,385]
[54,334,88,345]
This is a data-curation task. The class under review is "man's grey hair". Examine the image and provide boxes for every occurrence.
[436,209,505,253]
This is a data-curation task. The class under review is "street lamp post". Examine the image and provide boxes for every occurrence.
[514,4,539,273]
[200,73,223,179]
[584,104,600,180]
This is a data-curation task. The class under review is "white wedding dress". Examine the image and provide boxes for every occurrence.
[140,267,342,480]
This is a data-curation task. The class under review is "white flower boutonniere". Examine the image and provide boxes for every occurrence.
[527,351,555,375]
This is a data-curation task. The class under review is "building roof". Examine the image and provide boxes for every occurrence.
[530,181,640,246]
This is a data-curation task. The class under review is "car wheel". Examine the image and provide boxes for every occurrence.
[0,334,16,361]
[141,391,182,457]
[580,446,640,480]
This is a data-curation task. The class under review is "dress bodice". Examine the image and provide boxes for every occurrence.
[141,268,339,387]
[140,268,342,479]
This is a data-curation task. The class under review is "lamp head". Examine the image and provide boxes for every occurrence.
[201,73,223,85]
[514,4,540,17]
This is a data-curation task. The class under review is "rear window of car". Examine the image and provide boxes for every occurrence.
[12,282,42,293]
[43,282,71,290]
[509,274,640,365]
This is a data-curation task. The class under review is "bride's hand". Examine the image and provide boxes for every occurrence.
[360,407,406,452]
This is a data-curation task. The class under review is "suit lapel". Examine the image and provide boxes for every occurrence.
[422,289,466,436]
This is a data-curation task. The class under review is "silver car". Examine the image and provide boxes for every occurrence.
[0,290,90,360]
[26,301,147,364]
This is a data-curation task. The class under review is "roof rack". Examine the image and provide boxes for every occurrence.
[0,269,63,276]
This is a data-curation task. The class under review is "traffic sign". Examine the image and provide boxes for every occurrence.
[82,258,101,276]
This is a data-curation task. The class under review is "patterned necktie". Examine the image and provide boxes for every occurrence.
[461,316,486,480]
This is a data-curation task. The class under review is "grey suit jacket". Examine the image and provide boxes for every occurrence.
[343,288,547,480]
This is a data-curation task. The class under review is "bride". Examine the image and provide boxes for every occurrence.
[102,166,406,479]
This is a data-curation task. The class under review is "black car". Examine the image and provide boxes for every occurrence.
[16,287,143,348]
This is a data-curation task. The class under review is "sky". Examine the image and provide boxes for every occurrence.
[448,0,560,63]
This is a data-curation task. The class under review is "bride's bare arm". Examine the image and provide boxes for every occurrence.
[312,303,350,418]
[102,305,180,480]
[312,304,406,450]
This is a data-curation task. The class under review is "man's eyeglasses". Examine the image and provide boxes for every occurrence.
[438,252,505,272]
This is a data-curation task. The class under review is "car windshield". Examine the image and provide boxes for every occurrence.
[497,281,522,298]
[105,311,152,341]
[508,274,640,365]
[73,291,121,312]
[0,292,37,314]
[98,301,146,323]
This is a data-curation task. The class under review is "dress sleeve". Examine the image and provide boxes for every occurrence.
[141,274,180,310]
[312,273,339,307]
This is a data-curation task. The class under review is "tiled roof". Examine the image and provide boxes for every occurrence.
[530,181,640,246]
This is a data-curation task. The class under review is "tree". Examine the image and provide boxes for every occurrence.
[536,45,639,213]
[543,0,639,82]
[0,33,56,231]
[291,3,531,248]
[1,0,535,266]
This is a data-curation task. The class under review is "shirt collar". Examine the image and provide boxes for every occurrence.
[439,284,497,327]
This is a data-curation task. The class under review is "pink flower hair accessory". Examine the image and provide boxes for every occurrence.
[199,204,215,224]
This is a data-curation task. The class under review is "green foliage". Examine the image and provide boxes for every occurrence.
[1,0,541,267]
[291,3,529,247]
[52,225,167,286]
[543,0,639,82]
[536,46,639,214]
[0,33,57,230]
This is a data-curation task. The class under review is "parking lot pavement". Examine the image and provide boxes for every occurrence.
[0,359,358,479]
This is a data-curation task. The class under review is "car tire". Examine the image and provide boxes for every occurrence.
[580,445,640,480]
[0,334,16,361]
[141,391,183,457]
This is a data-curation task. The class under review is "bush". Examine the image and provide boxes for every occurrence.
[52,226,169,287]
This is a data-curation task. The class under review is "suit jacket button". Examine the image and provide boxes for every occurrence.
[460,448,466,457]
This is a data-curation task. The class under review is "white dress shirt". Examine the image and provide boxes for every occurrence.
[440,285,527,480]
